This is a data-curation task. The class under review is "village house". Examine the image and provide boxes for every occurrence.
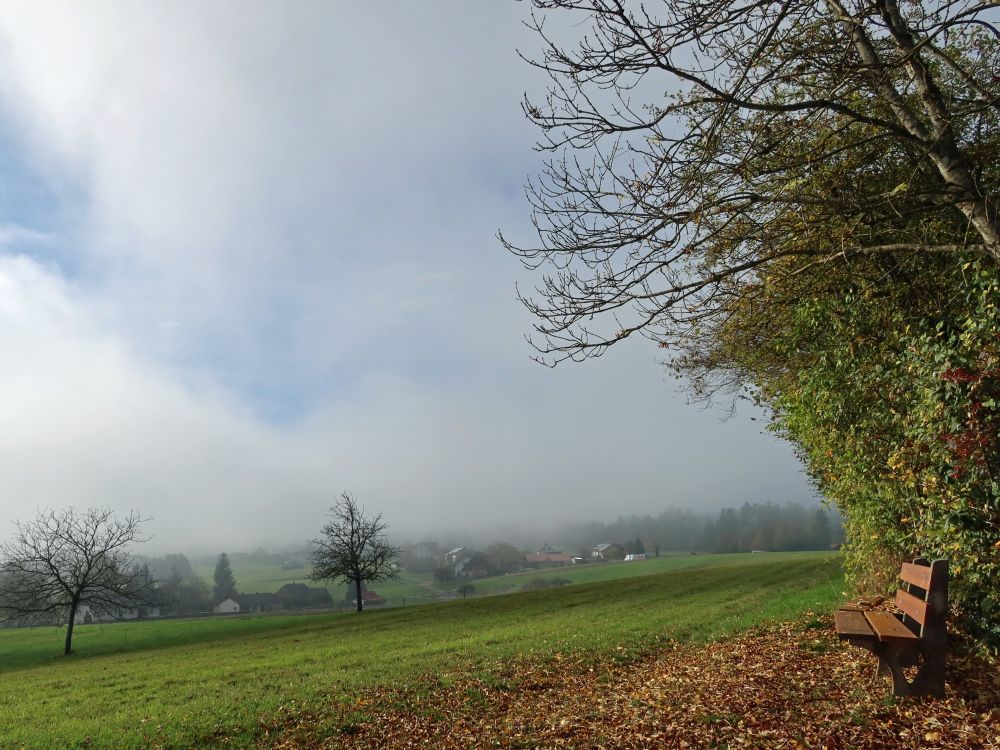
[454,551,491,579]
[73,603,160,624]
[344,583,386,608]
[275,583,334,610]
[409,541,438,561]
[591,542,625,561]
[525,544,573,569]
[213,592,281,614]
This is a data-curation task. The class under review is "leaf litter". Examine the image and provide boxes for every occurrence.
[259,615,999,749]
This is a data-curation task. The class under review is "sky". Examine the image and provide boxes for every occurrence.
[0,2,816,554]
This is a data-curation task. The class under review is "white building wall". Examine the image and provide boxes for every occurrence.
[213,598,240,614]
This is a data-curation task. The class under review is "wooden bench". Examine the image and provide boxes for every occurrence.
[834,558,948,697]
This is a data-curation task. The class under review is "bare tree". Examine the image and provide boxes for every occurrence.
[309,493,399,613]
[502,0,1000,369]
[0,507,155,655]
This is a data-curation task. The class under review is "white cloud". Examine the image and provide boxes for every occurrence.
[0,5,816,553]
[0,255,811,552]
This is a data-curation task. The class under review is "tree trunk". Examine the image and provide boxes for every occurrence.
[827,0,1000,262]
[355,577,363,613]
[65,601,78,656]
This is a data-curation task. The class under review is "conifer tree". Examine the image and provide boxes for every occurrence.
[213,552,237,602]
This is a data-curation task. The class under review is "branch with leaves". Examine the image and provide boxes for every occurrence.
[503,0,1000,365]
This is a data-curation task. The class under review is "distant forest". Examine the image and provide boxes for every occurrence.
[558,503,842,557]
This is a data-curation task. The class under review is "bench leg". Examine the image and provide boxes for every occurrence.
[878,645,916,697]
[847,638,922,697]
[908,647,946,698]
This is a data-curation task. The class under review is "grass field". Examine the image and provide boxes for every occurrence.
[455,551,794,595]
[0,551,843,749]
[192,551,823,604]
[189,561,435,602]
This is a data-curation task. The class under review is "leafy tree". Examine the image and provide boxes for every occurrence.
[484,542,525,574]
[140,552,194,582]
[715,509,740,554]
[163,553,194,580]
[159,574,212,616]
[809,510,833,551]
[506,0,1000,363]
[433,565,456,584]
[309,493,399,613]
[759,264,1000,645]
[0,507,154,655]
[213,552,237,602]
[509,0,1000,648]
[402,540,442,574]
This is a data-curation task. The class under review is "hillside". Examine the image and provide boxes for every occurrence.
[0,553,841,748]
[191,550,830,607]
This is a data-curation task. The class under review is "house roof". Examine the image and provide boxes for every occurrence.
[526,553,572,563]
[361,591,384,601]
[277,583,333,604]
[592,543,619,552]
[277,583,310,595]
[230,592,280,607]
[446,547,466,556]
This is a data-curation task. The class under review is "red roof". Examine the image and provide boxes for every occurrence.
[361,591,384,601]
[526,553,573,563]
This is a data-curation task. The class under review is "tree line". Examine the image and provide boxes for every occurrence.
[557,503,839,556]
[403,502,841,580]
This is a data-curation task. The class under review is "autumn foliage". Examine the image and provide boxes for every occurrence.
[262,616,999,749]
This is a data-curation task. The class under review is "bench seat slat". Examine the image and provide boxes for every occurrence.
[864,611,918,643]
[896,588,929,626]
[835,609,875,638]
[900,562,933,590]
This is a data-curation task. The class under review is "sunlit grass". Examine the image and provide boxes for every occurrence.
[0,551,843,749]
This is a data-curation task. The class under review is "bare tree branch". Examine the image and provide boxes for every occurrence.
[504,0,1000,368]
[309,493,399,613]
[0,507,155,655]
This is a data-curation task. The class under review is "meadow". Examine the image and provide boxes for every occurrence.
[192,550,819,604]
[0,552,843,748]
[190,561,435,602]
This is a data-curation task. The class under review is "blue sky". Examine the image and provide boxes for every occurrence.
[0,2,816,553]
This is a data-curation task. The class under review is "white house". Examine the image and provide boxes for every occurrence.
[73,604,159,623]
[213,598,240,615]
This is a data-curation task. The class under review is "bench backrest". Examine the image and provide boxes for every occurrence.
[896,558,948,643]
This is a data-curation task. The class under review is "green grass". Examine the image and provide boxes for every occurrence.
[190,561,434,601]
[194,551,831,604]
[0,552,843,749]
[459,551,825,595]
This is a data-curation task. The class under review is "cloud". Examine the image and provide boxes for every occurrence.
[0,4,817,553]
[0,224,49,246]
[0,254,812,553]
[0,2,543,400]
